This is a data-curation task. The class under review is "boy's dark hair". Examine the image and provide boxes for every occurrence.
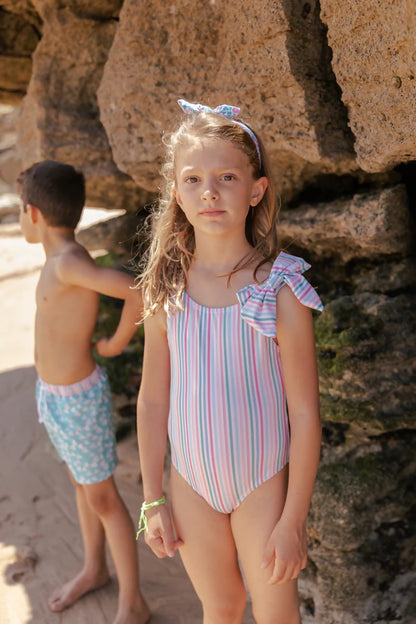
[17,160,86,229]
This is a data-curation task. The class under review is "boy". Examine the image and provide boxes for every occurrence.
[18,160,150,624]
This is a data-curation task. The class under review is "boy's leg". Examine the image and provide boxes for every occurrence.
[84,476,150,624]
[74,473,108,575]
[48,470,110,612]
[170,467,247,624]
[231,469,301,624]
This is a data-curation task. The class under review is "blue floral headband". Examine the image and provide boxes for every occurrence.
[177,98,262,168]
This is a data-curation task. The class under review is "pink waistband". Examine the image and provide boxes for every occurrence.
[37,366,104,397]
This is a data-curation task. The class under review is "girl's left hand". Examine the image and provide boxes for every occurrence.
[260,518,308,585]
[145,503,183,558]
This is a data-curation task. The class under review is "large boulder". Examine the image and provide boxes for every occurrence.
[16,0,153,210]
[0,4,40,104]
[278,185,411,261]
[0,105,22,191]
[320,0,416,172]
[97,0,357,200]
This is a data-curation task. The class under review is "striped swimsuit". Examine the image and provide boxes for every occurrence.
[167,252,323,513]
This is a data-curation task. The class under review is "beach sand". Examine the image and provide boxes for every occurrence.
[0,209,255,623]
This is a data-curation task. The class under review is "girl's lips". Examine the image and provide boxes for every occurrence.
[200,209,225,216]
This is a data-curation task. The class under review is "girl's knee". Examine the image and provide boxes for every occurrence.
[202,589,246,623]
[251,600,301,624]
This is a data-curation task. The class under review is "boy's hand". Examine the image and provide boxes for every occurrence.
[144,504,183,559]
[94,337,123,358]
[261,518,307,585]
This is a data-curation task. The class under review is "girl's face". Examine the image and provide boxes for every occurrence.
[174,137,267,240]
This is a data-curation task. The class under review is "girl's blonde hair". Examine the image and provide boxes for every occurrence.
[137,110,280,318]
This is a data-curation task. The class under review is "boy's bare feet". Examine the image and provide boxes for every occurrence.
[48,568,110,612]
[113,597,151,624]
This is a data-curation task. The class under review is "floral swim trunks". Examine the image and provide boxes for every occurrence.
[36,366,118,484]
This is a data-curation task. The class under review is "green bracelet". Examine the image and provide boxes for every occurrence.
[136,495,166,539]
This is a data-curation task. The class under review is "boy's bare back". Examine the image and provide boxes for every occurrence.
[18,161,141,386]
[35,239,100,385]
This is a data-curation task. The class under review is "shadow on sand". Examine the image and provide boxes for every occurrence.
[0,365,208,623]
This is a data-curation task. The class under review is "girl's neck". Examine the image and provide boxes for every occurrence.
[192,231,254,276]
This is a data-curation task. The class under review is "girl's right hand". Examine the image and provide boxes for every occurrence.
[144,504,183,558]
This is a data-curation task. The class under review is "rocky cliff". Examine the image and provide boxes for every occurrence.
[0,1,415,622]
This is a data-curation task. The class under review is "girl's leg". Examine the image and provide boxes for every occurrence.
[170,467,247,624]
[84,476,150,624]
[48,470,109,612]
[231,468,301,624]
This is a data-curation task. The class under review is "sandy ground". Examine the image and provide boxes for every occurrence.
[0,209,255,624]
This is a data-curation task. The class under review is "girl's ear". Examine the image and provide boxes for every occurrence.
[250,177,268,207]
[173,187,183,209]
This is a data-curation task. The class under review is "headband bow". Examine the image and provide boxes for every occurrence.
[177,98,262,167]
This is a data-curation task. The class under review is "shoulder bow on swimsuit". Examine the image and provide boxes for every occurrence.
[237,251,324,338]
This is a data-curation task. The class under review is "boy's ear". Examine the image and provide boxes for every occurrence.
[251,177,268,207]
[26,204,40,223]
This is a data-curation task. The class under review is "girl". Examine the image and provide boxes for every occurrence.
[136,99,323,624]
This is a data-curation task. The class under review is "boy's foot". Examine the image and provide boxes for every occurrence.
[113,597,151,624]
[48,568,110,612]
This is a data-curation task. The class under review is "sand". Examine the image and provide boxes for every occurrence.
[0,210,255,623]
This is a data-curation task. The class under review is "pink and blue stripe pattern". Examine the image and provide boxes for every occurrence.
[237,251,323,337]
[167,252,323,513]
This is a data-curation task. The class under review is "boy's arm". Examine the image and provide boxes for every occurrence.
[57,251,143,356]
[262,284,322,584]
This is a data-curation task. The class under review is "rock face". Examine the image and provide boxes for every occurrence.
[97,0,357,199]
[7,0,153,210]
[279,185,412,261]
[1,1,415,623]
[0,2,40,105]
[0,105,22,192]
[320,0,416,172]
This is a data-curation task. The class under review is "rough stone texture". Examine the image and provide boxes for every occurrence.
[97,0,356,199]
[0,105,22,191]
[0,5,40,104]
[76,212,147,255]
[350,257,416,296]
[320,0,416,172]
[308,433,416,624]
[279,185,411,261]
[1,1,415,623]
[16,0,152,210]
[315,293,416,433]
[0,0,39,19]
[300,287,416,623]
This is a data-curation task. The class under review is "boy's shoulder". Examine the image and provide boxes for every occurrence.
[53,240,94,282]
[56,240,91,265]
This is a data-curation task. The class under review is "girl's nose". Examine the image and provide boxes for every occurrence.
[201,187,218,201]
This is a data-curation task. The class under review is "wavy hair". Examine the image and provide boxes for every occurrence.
[137,110,280,319]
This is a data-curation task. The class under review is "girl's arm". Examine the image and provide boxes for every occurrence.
[136,309,182,558]
[262,284,322,584]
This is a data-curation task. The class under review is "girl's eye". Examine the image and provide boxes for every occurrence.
[184,176,199,184]
[222,174,236,181]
